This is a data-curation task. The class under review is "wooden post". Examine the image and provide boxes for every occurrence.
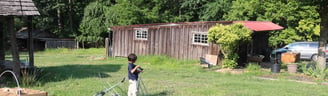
[28,16,34,67]
[108,30,112,57]
[8,16,20,78]
[0,17,4,61]
[105,38,109,57]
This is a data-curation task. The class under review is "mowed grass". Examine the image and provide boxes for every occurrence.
[24,48,328,96]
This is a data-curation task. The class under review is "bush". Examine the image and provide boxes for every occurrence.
[208,23,252,69]
[246,63,261,71]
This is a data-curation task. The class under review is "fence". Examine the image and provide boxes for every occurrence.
[42,38,78,49]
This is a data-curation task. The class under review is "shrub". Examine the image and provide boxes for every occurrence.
[246,63,261,72]
[222,59,237,69]
[21,68,45,87]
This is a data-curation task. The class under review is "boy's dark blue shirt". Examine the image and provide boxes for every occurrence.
[128,63,139,80]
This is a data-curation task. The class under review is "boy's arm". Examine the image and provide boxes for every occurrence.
[130,65,140,73]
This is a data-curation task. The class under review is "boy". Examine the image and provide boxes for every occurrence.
[127,53,143,96]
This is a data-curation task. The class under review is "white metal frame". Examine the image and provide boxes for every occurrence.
[134,28,148,40]
[192,32,208,46]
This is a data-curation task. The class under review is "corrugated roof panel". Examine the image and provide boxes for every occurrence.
[234,21,284,31]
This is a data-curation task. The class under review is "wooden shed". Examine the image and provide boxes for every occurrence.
[0,0,40,75]
[109,21,283,64]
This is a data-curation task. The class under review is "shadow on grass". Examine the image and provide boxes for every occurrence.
[145,91,171,96]
[38,64,122,84]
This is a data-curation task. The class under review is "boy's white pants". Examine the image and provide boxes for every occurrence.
[128,80,138,96]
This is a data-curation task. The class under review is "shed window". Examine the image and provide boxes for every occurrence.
[193,33,208,45]
[135,28,148,40]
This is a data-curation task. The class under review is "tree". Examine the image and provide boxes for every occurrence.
[78,1,111,47]
[298,0,328,70]
[180,0,208,21]
[225,0,320,48]
[201,0,232,21]
[8,17,21,78]
[33,0,91,38]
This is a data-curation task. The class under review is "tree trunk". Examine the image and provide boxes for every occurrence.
[0,17,5,61]
[28,16,34,67]
[57,7,63,37]
[317,6,328,71]
[69,0,73,35]
[8,17,20,78]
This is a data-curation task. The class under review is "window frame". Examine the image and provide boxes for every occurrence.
[134,28,148,40]
[192,32,208,46]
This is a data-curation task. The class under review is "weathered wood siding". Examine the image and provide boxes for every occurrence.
[112,21,231,60]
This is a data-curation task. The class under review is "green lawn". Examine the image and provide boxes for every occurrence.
[19,48,328,96]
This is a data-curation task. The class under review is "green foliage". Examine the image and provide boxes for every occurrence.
[296,19,320,41]
[208,23,252,68]
[180,0,209,21]
[223,0,263,21]
[201,0,232,21]
[105,1,146,26]
[269,28,302,47]
[300,62,328,80]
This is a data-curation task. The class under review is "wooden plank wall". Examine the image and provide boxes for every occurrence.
[112,22,227,60]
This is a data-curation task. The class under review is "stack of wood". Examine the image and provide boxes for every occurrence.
[247,54,265,63]
[281,52,300,64]
[0,87,47,96]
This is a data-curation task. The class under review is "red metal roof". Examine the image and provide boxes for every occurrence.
[234,21,284,31]
[110,21,233,29]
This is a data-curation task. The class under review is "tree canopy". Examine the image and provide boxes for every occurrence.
[224,0,320,47]
[27,0,325,49]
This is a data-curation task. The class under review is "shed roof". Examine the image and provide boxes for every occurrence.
[110,21,284,31]
[16,27,56,39]
[0,0,40,16]
[234,21,284,31]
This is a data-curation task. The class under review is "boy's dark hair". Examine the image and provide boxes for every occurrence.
[128,53,137,61]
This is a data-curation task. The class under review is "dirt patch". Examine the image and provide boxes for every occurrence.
[87,56,106,60]
[260,73,315,82]
[215,68,245,74]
